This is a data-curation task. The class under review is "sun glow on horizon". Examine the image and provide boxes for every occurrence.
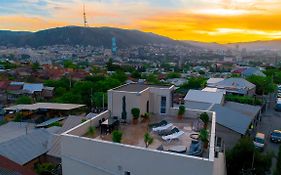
[1,0,281,43]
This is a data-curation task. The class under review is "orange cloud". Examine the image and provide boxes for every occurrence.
[132,11,281,43]
[1,0,281,43]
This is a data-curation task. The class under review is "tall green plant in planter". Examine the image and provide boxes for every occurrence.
[112,130,122,143]
[121,96,127,122]
[178,105,185,119]
[200,112,209,128]
[131,108,140,124]
[144,132,154,148]
[199,129,209,149]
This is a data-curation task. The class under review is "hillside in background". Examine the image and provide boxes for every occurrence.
[226,40,281,50]
[184,39,281,51]
[0,26,187,48]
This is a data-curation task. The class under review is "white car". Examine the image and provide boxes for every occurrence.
[253,132,265,151]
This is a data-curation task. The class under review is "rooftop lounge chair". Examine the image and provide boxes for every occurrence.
[149,120,168,128]
[158,127,180,136]
[152,123,173,132]
[162,130,184,141]
[188,140,203,156]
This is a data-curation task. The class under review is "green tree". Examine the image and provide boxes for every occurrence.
[35,163,56,175]
[32,61,40,71]
[131,71,141,79]
[180,77,207,90]
[146,74,160,84]
[63,60,77,69]
[16,96,33,104]
[247,75,276,95]
[226,137,272,175]
[111,71,127,83]
[274,146,281,175]
[54,92,82,104]
[144,132,154,148]
[167,72,181,79]
[92,92,107,108]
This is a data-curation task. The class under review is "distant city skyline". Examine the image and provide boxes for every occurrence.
[1,0,281,43]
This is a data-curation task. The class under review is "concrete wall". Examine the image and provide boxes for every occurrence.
[149,87,173,115]
[215,124,242,150]
[61,135,214,175]
[108,86,174,120]
[108,90,142,121]
[169,107,213,119]
[66,110,109,136]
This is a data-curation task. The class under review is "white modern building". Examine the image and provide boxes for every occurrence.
[61,83,227,175]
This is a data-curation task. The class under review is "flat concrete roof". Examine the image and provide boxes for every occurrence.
[5,103,85,111]
[112,83,173,93]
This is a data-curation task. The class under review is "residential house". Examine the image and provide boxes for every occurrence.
[241,67,266,77]
[0,156,36,175]
[207,78,256,96]
[0,129,52,169]
[183,89,261,149]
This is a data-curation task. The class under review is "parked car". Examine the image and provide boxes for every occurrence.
[253,132,265,151]
[275,99,281,111]
[270,130,281,143]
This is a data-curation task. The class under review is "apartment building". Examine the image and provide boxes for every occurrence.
[61,83,226,175]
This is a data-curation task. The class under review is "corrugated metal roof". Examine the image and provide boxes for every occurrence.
[212,78,255,89]
[242,67,266,77]
[224,102,261,120]
[5,103,85,111]
[0,122,35,144]
[0,129,52,165]
[57,115,84,134]
[185,101,213,111]
[207,78,224,85]
[47,135,61,158]
[23,83,43,93]
[47,115,85,158]
[211,104,252,135]
[184,90,224,104]
[36,117,64,128]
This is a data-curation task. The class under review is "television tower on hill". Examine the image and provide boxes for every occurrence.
[83,4,88,27]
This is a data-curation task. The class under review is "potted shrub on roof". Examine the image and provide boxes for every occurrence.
[144,132,154,148]
[178,105,185,120]
[112,130,122,143]
[141,113,150,123]
[131,108,140,124]
[199,129,209,149]
[200,112,209,129]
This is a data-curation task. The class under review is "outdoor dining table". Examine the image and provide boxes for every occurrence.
[101,118,119,134]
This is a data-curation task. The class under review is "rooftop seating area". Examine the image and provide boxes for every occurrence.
[78,112,213,159]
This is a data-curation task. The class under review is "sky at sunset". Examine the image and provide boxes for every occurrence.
[1,0,281,43]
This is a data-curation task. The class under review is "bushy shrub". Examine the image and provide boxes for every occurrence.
[112,130,122,143]
[131,108,140,119]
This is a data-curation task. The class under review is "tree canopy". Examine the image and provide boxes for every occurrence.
[16,96,33,104]
[247,75,276,95]
[226,137,272,175]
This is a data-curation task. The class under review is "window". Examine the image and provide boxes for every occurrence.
[146,101,149,113]
[160,96,166,114]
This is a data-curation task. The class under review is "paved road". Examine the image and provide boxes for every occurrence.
[257,108,281,173]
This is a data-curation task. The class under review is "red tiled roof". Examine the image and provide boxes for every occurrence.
[7,85,23,91]
[0,156,36,175]
[232,68,247,74]
[0,81,9,90]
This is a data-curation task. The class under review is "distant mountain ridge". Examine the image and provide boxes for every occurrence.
[184,39,281,51]
[0,26,187,48]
